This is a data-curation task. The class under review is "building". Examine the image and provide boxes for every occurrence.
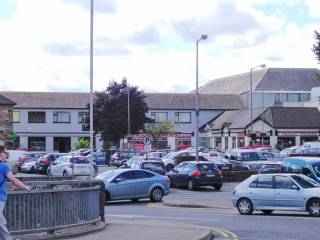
[0,95,16,147]
[205,107,320,150]
[198,68,320,108]
[0,91,97,152]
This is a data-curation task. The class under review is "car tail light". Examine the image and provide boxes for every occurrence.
[217,169,223,176]
[192,170,201,177]
[68,163,74,168]
[41,158,49,164]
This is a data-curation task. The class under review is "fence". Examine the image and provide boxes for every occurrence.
[5,179,104,235]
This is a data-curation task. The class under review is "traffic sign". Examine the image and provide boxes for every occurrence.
[143,136,151,145]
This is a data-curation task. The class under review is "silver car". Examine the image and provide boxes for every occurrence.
[96,169,170,202]
[232,173,320,216]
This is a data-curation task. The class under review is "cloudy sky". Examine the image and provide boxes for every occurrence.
[0,0,319,93]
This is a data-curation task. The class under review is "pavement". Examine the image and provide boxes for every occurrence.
[162,182,238,209]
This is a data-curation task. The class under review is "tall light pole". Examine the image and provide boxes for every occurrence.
[127,88,131,135]
[250,64,266,146]
[195,34,208,162]
[89,0,94,156]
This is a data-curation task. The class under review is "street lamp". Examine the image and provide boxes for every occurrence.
[195,34,208,162]
[250,64,266,146]
[127,87,131,135]
[89,0,94,156]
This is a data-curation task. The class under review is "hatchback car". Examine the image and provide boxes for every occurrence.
[130,159,166,175]
[36,153,66,174]
[232,173,320,216]
[110,151,142,167]
[168,161,223,190]
[95,169,170,202]
[48,155,95,177]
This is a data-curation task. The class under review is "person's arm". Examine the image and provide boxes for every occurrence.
[6,172,31,191]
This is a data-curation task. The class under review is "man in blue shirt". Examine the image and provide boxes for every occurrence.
[0,141,30,240]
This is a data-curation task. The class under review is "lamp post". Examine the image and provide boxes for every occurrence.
[195,34,208,162]
[89,0,94,156]
[250,64,266,146]
[127,88,131,135]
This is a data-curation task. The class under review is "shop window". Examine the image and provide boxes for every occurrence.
[288,93,299,102]
[28,137,46,151]
[200,137,211,148]
[232,137,237,148]
[300,93,310,102]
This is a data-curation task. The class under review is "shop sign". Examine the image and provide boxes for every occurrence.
[278,132,319,137]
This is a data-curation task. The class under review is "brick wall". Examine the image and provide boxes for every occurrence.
[0,105,14,147]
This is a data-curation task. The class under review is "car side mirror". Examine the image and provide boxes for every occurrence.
[292,184,300,190]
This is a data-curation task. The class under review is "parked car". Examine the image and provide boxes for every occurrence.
[232,173,320,216]
[281,157,320,183]
[144,151,168,159]
[258,162,282,174]
[21,160,37,174]
[110,151,142,167]
[130,159,167,176]
[5,150,28,174]
[168,161,223,190]
[35,153,66,174]
[95,169,170,202]
[279,146,301,157]
[288,148,320,157]
[47,155,95,176]
[226,149,269,172]
[16,152,45,172]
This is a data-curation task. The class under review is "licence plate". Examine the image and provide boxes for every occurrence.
[206,174,215,177]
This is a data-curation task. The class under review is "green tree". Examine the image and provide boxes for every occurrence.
[145,121,173,149]
[312,31,320,63]
[74,138,90,150]
[93,79,149,146]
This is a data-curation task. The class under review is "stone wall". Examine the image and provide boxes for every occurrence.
[0,105,14,147]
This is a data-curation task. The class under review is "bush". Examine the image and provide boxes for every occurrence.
[74,138,90,150]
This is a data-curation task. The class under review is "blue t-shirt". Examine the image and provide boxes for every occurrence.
[0,163,10,201]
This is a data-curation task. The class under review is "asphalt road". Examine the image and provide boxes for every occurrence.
[105,185,319,240]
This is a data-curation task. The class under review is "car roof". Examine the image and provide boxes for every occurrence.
[255,173,306,177]
[179,161,214,164]
[285,156,320,163]
[229,149,257,153]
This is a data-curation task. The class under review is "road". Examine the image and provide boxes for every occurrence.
[105,185,319,240]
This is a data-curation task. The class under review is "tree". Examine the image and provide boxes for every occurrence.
[93,79,149,146]
[145,121,173,149]
[74,138,90,150]
[312,31,320,63]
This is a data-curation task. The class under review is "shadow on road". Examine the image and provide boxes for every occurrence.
[106,199,151,206]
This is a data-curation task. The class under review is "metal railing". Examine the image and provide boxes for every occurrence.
[5,179,103,235]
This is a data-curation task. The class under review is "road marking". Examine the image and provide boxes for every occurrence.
[213,227,239,239]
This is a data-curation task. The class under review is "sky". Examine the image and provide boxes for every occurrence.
[0,0,319,93]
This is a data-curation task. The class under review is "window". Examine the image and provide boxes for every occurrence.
[116,171,134,181]
[291,175,319,188]
[288,93,299,102]
[174,112,191,123]
[300,93,310,102]
[28,112,46,123]
[78,112,89,123]
[133,170,153,179]
[275,176,295,189]
[256,175,273,188]
[53,112,71,123]
[28,137,46,151]
[150,112,168,122]
[142,163,165,175]
[275,93,288,103]
[13,111,20,123]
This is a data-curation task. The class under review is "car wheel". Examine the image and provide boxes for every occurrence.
[187,180,194,191]
[63,171,68,177]
[166,164,174,172]
[213,185,222,191]
[150,187,164,202]
[261,210,273,215]
[237,198,254,215]
[307,198,320,217]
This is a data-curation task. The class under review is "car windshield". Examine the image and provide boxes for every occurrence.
[163,152,175,159]
[142,162,165,175]
[197,163,216,173]
[291,175,320,188]
[241,152,260,161]
[312,162,320,178]
[71,157,90,163]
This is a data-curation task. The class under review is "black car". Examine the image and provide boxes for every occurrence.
[168,161,223,190]
[36,153,66,174]
[130,159,167,176]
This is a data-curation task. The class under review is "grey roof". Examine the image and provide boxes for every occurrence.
[145,93,244,110]
[197,68,320,95]
[264,107,320,129]
[208,107,320,130]
[0,91,90,109]
[0,94,15,106]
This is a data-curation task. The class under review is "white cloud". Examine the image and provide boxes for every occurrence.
[0,0,319,93]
